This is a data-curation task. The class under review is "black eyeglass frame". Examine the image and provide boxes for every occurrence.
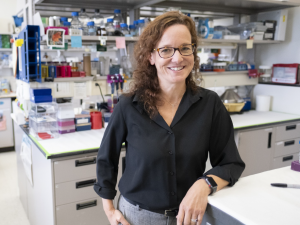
[153,43,196,59]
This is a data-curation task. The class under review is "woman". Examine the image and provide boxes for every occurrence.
[94,11,245,225]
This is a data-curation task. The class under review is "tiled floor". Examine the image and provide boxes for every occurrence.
[0,151,30,225]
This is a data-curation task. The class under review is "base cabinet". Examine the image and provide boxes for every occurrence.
[237,121,300,177]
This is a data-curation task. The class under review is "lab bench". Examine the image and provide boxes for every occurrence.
[11,110,300,225]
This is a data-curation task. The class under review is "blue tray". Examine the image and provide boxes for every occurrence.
[30,95,53,103]
[30,87,52,96]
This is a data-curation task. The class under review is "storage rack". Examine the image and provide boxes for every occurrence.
[17,25,42,83]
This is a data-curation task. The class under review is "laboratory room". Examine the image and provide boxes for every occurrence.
[1,0,300,225]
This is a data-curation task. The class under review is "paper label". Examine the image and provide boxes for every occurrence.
[246,40,253,49]
[71,36,82,48]
[77,118,88,124]
[74,82,87,99]
[283,15,286,22]
[99,36,107,46]
[116,37,126,49]
[46,28,65,47]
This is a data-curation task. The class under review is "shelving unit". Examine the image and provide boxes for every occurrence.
[0,48,12,52]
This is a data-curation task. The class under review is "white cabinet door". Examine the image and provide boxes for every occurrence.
[0,98,14,148]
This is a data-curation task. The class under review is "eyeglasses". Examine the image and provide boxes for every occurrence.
[153,44,195,59]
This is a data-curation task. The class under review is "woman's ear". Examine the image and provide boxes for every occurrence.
[149,52,155,65]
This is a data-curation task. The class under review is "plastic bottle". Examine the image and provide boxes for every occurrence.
[106,18,115,36]
[129,25,136,36]
[60,17,68,26]
[63,21,71,29]
[71,12,81,30]
[113,9,123,31]
[93,9,104,28]
[87,21,96,36]
[120,23,129,36]
[138,19,145,36]
[79,8,90,31]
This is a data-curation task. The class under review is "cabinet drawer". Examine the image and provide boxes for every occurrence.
[55,177,98,206]
[54,156,97,183]
[272,153,298,170]
[274,138,300,157]
[275,123,300,141]
[56,197,109,225]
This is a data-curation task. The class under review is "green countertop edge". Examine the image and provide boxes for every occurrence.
[234,117,300,129]
[29,135,126,159]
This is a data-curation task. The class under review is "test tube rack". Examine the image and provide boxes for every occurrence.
[17,25,42,83]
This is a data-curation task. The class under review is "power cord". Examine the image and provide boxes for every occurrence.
[95,83,105,103]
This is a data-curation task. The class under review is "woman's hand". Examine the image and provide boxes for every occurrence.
[176,179,211,225]
[102,199,130,225]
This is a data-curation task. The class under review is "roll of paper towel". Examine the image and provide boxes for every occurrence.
[256,95,271,111]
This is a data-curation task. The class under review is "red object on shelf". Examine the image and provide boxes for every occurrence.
[248,69,259,78]
[213,68,225,72]
[80,71,86,77]
[90,112,102,129]
[56,65,71,77]
[71,71,80,77]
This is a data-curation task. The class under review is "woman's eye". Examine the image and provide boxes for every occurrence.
[161,48,171,53]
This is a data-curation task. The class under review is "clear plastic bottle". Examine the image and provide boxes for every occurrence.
[113,9,123,31]
[120,23,129,36]
[86,21,96,36]
[93,9,104,28]
[129,25,136,36]
[71,12,81,30]
[79,8,90,31]
[106,18,115,36]
[138,19,145,36]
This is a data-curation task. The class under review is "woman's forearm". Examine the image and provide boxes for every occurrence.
[102,198,115,213]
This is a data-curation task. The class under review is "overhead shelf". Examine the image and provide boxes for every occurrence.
[0,48,12,52]
[41,35,139,42]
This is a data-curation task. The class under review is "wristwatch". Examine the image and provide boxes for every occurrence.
[199,176,218,195]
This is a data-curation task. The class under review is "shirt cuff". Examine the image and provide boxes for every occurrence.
[203,166,233,186]
[93,183,117,200]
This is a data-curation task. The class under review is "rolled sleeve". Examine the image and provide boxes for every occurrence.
[93,96,127,199]
[204,95,245,186]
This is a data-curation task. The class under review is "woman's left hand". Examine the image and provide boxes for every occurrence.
[176,179,211,225]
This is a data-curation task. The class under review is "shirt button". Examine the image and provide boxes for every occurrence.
[171,192,175,196]
[168,151,173,155]
[169,172,174,176]
[168,131,173,135]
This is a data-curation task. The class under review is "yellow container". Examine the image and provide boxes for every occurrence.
[41,64,49,78]
[223,102,245,112]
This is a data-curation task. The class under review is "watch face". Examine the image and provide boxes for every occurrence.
[207,177,217,187]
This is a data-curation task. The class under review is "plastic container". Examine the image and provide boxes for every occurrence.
[30,87,52,96]
[238,64,248,71]
[30,95,53,103]
[76,123,91,131]
[83,53,91,76]
[74,114,91,124]
[213,62,226,72]
[79,8,90,29]
[138,19,145,36]
[57,103,75,119]
[227,64,238,71]
[71,12,81,30]
[120,23,129,36]
[86,21,96,36]
[256,95,271,112]
[90,111,102,129]
[60,17,68,26]
[129,25,136,36]
[63,21,71,29]
[58,124,75,134]
[92,9,104,28]
[259,74,271,83]
[106,18,115,36]
[259,65,272,77]
[29,102,59,140]
[104,112,112,127]
[91,61,98,76]
[57,118,75,126]
[113,9,123,30]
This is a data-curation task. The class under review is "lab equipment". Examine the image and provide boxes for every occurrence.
[106,18,115,36]
[120,23,129,36]
[57,103,75,119]
[83,53,91,76]
[75,123,91,131]
[272,63,300,84]
[79,8,90,29]
[93,9,104,28]
[129,25,137,36]
[113,9,123,30]
[138,19,145,36]
[74,114,91,124]
[71,12,81,30]
[86,21,96,36]
[90,111,102,129]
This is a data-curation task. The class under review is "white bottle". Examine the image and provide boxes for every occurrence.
[113,9,123,31]
[93,9,104,28]
[79,8,90,31]
[71,12,81,29]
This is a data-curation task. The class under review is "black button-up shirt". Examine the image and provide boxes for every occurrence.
[94,87,245,210]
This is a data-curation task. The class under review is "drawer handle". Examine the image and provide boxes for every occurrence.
[282,155,293,162]
[75,158,96,167]
[286,125,296,131]
[76,179,96,189]
[284,140,295,146]
[76,200,97,210]
[268,132,272,148]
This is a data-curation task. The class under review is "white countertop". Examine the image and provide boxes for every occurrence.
[208,166,300,225]
[231,110,300,129]
[0,93,16,98]
[11,110,300,158]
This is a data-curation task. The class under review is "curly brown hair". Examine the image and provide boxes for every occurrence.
[128,11,201,118]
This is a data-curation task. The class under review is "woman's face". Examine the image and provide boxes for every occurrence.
[150,24,194,86]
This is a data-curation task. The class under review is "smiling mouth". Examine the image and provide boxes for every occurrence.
[168,66,185,71]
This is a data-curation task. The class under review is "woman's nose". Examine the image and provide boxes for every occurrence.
[171,49,183,63]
